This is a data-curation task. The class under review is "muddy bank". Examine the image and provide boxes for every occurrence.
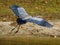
[0,21,60,37]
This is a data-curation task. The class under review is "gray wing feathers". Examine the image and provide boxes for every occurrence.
[26,17,52,28]
[17,7,30,19]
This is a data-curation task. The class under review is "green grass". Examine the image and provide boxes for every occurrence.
[0,0,60,21]
[0,36,60,45]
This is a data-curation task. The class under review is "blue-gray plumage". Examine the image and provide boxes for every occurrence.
[10,5,53,28]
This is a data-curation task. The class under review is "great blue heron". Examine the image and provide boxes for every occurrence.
[9,5,53,34]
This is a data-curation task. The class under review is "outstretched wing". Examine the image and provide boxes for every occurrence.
[10,5,19,17]
[10,5,30,19]
[25,17,53,28]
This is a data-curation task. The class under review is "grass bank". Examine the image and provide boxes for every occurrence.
[0,0,60,21]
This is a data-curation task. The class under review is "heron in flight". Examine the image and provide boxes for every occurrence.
[9,5,53,34]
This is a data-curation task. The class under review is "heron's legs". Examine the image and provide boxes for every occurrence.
[9,24,18,34]
[11,24,18,32]
[14,25,20,34]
